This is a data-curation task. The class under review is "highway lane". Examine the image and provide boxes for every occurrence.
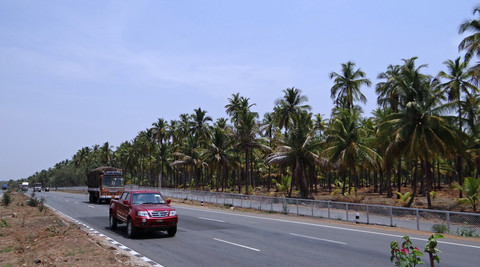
[33,190,480,266]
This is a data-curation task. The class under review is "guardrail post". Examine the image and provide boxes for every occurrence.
[346,204,349,221]
[311,201,314,217]
[446,212,451,231]
[328,201,331,219]
[416,209,420,230]
[296,199,299,215]
[389,207,393,227]
[271,198,273,212]
[366,205,370,224]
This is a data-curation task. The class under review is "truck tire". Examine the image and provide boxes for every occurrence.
[89,193,94,203]
[167,226,177,237]
[126,218,137,238]
[109,212,118,230]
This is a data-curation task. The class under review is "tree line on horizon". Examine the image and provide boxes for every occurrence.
[18,6,480,209]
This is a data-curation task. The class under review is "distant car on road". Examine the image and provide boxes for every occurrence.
[109,190,178,238]
[44,186,50,192]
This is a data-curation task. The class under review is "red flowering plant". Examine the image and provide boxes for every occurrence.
[390,234,444,267]
[390,236,424,266]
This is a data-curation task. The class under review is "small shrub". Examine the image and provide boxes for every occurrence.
[27,197,39,207]
[396,192,412,206]
[1,191,12,206]
[455,223,479,237]
[38,197,46,212]
[1,219,9,227]
[224,203,233,208]
[432,224,449,233]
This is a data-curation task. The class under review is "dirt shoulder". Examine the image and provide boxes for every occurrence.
[0,191,150,267]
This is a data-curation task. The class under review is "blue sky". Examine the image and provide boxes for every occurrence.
[0,0,478,180]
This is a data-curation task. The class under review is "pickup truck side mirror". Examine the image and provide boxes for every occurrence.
[166,199,171,204]
[123,200,129,205]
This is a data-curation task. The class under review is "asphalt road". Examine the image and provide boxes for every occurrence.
[31,190,480,267]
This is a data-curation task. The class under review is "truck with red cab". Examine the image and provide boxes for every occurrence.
[87,166,124,203]
[109,190,178,238]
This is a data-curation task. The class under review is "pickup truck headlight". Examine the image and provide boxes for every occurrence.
[169,210,177,216]
[137,211,149,217]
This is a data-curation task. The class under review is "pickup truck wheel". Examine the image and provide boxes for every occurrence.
[89,193,94,203]
[167,226,177,237]
[126,218,137,238]
[109,212,118,230]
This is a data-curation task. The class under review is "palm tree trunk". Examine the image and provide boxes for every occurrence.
[397,158,402,198]
[385,162,393,198]
[457,156,465,198]
[341,170,347,195]
[407,159,418,207]
[426,160,434,209]
[295,156,310,199]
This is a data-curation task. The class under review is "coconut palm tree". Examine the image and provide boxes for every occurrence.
[230,110,269,194]
[202,123,235,191]
[323,108,381,196]
[116,141,136,184]
[330,61,371,110]
[438,57,477,131]
[274,87,311,131]
[190,108,213,142]
[152,118,169,145]
[378,101,459,208]
[457,177,480,211]
[376,64,401,113]
[266,111,323,199]
[459,6,480,82]
[438,57,478,197]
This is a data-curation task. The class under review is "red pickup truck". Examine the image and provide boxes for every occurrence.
[109,190,178,238]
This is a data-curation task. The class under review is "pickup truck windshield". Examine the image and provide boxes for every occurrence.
[102,175,123,187]
[132,193,166,204]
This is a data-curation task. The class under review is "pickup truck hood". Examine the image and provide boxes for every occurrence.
[133,204,175,212]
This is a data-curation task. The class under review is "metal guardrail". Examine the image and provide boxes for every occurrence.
[59,185,480,235]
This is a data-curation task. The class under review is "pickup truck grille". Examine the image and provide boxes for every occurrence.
[150,211,169,218]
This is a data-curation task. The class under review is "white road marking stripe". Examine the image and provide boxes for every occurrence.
[88,205,95,208]
[289,233,347,245]
[213,238,260,252]
[199,217,225,223]
[179,206,480,249]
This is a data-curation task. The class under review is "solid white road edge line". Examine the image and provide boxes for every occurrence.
[179,206,480,249]
[213,238,261,252]
[198,217,225,223]
[289,233,347,245]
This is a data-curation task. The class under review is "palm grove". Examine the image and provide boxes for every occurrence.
[23,8,480,210]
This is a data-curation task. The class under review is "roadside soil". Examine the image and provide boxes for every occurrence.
[0,191,150,267]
